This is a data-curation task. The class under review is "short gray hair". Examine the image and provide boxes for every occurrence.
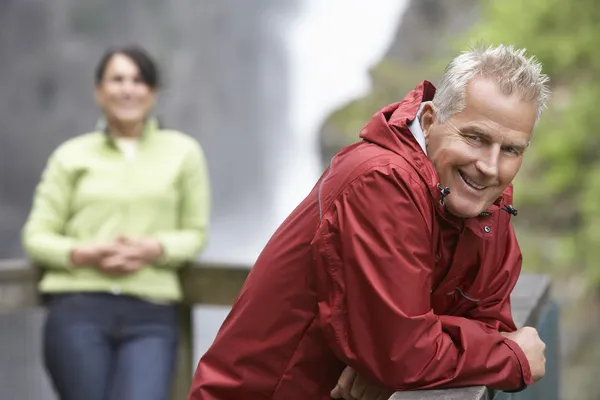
[432,43,551,123]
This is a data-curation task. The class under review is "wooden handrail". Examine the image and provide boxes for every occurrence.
[0,259,551,400]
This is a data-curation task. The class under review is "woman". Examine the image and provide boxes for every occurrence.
[22,46,210,400]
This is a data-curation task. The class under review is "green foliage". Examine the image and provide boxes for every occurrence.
[327,59,444,145]
[469,0,600,79]
[322,0,600,285]
[466,0,600,284]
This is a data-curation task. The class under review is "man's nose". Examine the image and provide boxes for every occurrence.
[474,146,500,179]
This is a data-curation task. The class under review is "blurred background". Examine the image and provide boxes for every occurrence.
[0,0,597,399]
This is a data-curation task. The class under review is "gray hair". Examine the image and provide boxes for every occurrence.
[432,43,551,123]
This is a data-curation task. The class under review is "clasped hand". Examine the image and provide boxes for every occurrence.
[71,235,163,274]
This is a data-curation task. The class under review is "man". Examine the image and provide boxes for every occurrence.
[187,44,549,400]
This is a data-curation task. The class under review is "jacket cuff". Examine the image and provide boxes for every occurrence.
[503,337,533,392]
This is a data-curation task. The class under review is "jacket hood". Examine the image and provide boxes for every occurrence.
[359,81,435,158]
[358,81,516,223]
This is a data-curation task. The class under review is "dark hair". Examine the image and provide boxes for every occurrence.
[95,45,160,89]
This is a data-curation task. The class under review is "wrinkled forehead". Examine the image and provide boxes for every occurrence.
[458,77,538,135]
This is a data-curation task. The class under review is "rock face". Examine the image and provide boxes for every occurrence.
[0,0,298,260]
[384,0,479,64]
[0,0,476,257]
[0,1,297,398]
[318,0,479,168]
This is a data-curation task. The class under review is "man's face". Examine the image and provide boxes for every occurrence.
[421,77,537,218]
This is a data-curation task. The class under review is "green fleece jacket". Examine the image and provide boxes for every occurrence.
[22,119,210,302]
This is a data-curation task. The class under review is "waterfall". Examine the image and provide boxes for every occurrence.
[193,0,409,364]
[0,1,412,395]
[273,0,409,226]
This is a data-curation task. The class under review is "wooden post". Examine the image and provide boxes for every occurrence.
[170,305,194,400]
[170,263,251,399]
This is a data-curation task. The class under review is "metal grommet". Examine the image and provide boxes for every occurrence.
[483,226,491,233]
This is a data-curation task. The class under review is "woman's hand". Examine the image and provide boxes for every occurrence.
[70,243,115,266]
[97,235,163,274]
[71,236,163,274]
[116,235,163,263]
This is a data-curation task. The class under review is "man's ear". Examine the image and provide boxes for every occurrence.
[420,102,436,145]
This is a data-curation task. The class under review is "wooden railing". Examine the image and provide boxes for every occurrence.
[0,260,556,400]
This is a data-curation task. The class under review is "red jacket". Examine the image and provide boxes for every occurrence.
[188,82,532,399]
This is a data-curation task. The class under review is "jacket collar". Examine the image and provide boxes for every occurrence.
[101,117,160,146]
[360,81,514,239]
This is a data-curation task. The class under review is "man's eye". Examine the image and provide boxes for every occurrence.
[503,146,518,155]
[466,135,481,141]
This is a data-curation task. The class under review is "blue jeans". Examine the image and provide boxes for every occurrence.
[43,293,179,400]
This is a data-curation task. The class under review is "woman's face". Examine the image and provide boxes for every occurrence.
[95,53,156,125]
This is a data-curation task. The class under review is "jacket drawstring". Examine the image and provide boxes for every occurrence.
[436,182,518,217]
[437,183,451,206]
[502,205,518,216]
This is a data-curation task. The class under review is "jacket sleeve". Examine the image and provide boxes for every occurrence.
[462,225,533,390]
[22,151,78,270]
[312,167,528,391]
[154,141,210,268]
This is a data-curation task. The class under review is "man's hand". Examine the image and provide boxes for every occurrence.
[501,327,546,381]
[331,366,393,400]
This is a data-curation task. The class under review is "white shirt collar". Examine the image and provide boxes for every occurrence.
[406,101,429,155]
